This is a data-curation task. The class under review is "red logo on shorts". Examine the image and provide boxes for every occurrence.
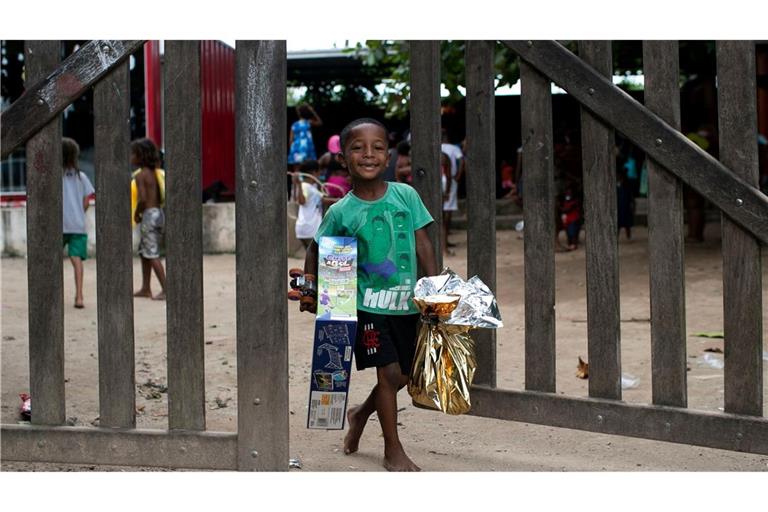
[363,323,380,355]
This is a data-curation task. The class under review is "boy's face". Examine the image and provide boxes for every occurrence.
[339,124,389,182]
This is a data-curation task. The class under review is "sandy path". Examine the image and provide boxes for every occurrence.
[2,225,767,471]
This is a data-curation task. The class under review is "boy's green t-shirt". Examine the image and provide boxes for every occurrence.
[314,182,433,316]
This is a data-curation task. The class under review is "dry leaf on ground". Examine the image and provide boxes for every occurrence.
[576,356,589,379]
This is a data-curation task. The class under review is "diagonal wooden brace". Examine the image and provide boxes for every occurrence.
[1,39,145,159]
[503,40,768,245]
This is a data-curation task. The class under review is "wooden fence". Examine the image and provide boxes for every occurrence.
[0,40,766,470]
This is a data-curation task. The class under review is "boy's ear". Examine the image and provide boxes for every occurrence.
[334,152,347,169]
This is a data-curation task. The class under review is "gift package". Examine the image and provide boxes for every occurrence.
[407,268,503,415]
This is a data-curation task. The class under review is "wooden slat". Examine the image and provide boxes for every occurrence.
[520,60,556,392]
[579,41,621,400]
[465,40,497,388]
[643,41,687,408]
[1,40,145,159]
[468,386,768,455]
[408,40,443,272]
[503,40,768,245]
[235,40,289,471]
[94,61,135,427]
[25,41,65,426]
[1,425,237,470]
[163,41,206,430]
[716,41,763,417]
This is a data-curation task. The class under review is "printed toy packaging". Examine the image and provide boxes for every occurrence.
[307,236,357,429]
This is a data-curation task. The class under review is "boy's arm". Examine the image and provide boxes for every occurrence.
[442,165,452,201]
[82,174,94,212]
[294,177,306,205]
[455,158,466,184]
[301,240,319,313]
[415,226,438,277]
[134,172,147,223]
[308,106,323,127]
[321,196,339,207]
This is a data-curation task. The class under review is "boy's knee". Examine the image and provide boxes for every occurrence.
[377,363,403,389]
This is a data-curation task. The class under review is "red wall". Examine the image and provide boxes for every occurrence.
[144,41,163,147]
[200,40,236,197]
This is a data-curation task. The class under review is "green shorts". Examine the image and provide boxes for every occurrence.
[63,233,88,260]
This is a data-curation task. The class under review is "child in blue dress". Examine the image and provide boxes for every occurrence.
[288,103,322,198]
[289,103,322,165]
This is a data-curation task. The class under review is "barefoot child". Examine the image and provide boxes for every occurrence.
[61,138,94,309]
[130,138,167,301]
[300,118,438,471]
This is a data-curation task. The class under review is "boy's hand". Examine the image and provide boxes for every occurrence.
[299,296,317,314]
[289,269,317,314]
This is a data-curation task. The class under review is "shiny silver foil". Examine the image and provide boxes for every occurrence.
[408,268,502,414]
[413,268,503,329]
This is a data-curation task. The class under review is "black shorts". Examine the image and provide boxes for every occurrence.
[355,310,420,376]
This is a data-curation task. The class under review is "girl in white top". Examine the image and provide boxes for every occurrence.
[61,138,94,308]
[293,159,338,248]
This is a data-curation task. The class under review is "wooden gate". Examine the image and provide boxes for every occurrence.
[407,40,767,454]
[1,40,289,470]
[1,40,766,470]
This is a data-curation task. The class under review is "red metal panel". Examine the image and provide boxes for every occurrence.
[200,40,236,197]
[144,41,163,147]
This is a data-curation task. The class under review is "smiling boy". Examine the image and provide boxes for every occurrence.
[301,118,438,471]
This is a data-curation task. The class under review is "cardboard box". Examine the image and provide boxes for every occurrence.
[307,236,357,430]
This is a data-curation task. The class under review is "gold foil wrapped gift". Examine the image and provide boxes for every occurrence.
[407,269,503,415]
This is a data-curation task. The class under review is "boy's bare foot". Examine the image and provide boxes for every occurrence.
[152,291,166,301]
[343,405,366,454]
[383,446,421,472]
[134,289,152,298]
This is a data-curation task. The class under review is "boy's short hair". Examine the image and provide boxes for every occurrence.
[299,159,319,173]
[340,118,388,152]
[131,138,161,169]
[62,137,80,169]
[396,140,411,156]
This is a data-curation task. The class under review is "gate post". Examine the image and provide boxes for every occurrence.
[579,41,622,400]
[465,40,497,387]
[94,53,136,428]
[235,40,289,470]
[717,41,763,416]
[409,40,443,272]
[25,40,65,425]
[643,41,687,408]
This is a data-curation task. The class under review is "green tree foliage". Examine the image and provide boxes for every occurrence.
[353,40,718,117]
[352,40,521,119]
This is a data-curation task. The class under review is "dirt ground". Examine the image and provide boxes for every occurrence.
[2,224,767,471]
